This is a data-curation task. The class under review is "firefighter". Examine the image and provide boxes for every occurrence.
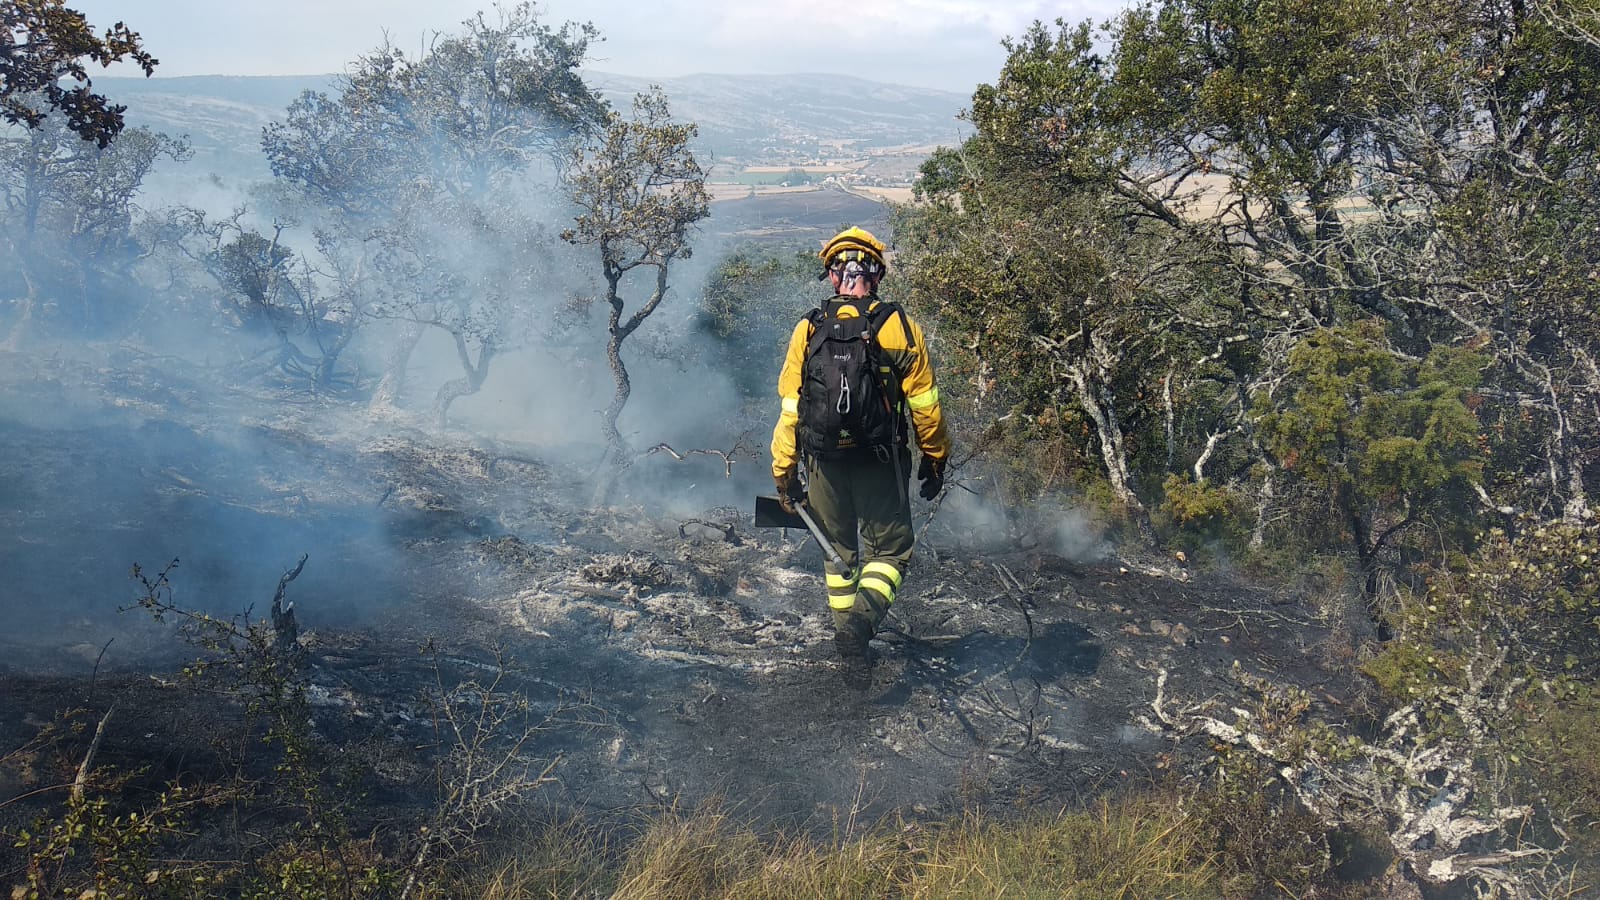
[770,226,951,667]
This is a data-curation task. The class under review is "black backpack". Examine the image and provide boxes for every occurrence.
[796,301,911,458]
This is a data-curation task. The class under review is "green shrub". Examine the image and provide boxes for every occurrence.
[1158,474,1249,557]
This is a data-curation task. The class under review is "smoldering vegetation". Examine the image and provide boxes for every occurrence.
[0,4,763,650]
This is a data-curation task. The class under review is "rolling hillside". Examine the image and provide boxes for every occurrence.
[97,71,968,181]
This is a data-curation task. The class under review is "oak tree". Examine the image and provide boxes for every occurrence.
[261,2,606,422]
[563,87,709,484]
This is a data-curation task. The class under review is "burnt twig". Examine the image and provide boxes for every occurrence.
[646,433,759,477]
[87,637,114,704]
[270,554,308,657]
[70,705,115,804]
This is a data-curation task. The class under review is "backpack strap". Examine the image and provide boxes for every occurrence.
[802,301,912,361]
[806,302,832,355]
[866,301,914,351]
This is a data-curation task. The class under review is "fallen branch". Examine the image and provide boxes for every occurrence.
[646,434,758,477]
[71,705,115,804]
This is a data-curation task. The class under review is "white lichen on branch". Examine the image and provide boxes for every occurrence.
[1148,658,1556,895]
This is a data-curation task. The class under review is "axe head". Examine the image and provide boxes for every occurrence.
[753,494,806,529]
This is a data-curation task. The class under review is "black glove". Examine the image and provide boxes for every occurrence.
[917,455,946,501]
[775,470,803,514]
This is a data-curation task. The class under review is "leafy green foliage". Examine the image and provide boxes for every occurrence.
[0,0,156,147]
[1257,324,1485,563]
[0,114,188,337]
[1515,683,1600,866]
[563,88,707,274]
[1158,474,1250,555]
[696,244,818,407]
[900,0,1600,564]
[1384,522,1600,684]
[1354,521,1600,886]
[253,3,609,419]
[897,136,1245,532]
[14,784,204,900]
[263,2,604,212]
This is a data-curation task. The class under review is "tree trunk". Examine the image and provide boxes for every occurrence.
[309,313,356,393]
[599,326,631,457]
[1249,464,1277,551]
[1339,479,1389,634]
[1,293,37,352]
[1066,353,1154,541]
[370,320,425,415]
[1,263,44,349]
[591,282,632,507]
[432,335,496,430]
[1551,410,1593,523]
[2,231,42,351]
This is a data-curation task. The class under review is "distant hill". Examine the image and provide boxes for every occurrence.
[96,72,968,180]
[98,75,340,181]
[92,72,960,247]
[586,72,970,162]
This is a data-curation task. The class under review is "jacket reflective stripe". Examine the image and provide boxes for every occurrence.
[781,396,799,415]
[907,387,940,410]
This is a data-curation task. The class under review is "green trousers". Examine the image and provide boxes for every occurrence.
[806,445,913,632]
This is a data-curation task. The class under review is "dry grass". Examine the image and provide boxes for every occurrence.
[900,799,1217,899]
[479,793,1218,899]
[707,183,756,201]
[851,187,917,204]
[476,819,617,900]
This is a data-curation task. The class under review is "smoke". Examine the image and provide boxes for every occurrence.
[0,51,930,674]
[0,348,408,668]
[917,468,1112,563]
[928,485,1012,551]
[1048,504,1112,562]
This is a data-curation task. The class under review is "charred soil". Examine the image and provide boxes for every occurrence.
[0,347,1378,878]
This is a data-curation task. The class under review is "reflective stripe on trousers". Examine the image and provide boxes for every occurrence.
[807,445,914,628]
[827,569,860,610]
[858,560,902,609]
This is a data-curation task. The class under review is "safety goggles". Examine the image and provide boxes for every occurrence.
[821,249,884,279]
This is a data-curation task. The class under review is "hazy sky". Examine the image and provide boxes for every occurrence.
[70,0,1133,94]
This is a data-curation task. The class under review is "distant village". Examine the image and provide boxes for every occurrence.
[706,143,935,205]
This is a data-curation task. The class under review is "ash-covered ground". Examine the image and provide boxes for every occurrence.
[0,347,1375,839]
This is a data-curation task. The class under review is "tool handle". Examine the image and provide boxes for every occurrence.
[795,503,846,567]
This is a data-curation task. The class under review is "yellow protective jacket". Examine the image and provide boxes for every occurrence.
[771,296,951,478]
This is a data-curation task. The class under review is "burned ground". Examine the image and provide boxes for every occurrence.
[0,347,1376,870]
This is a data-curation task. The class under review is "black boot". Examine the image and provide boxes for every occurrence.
[834,615,873,670]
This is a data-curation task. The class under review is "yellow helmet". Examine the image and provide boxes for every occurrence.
[820,226,888,271]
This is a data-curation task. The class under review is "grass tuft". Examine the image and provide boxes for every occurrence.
[578,793,1218,899]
